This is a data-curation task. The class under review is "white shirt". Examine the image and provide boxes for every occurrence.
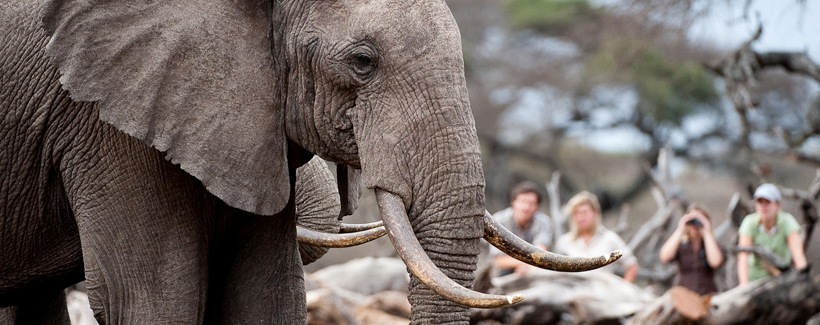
[554,226,637,274]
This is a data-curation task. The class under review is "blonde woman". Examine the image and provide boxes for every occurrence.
[659,204,724,295]
[554,191,639,282]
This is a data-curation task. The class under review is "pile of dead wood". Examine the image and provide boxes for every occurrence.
[470,266,819,324]
[305,257,411,325]
[471,269,657,324]
[66,260,819,325]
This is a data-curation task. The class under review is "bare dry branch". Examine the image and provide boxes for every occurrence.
[756,51,820,83]
[546,171,566,239]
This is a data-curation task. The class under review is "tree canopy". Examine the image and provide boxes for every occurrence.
[448,0,819,213]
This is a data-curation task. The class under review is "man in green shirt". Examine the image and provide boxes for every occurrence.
[737,183,808,285]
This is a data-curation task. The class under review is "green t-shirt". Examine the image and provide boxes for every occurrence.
[738,211,801,282]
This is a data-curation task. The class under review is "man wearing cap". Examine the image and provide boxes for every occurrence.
[737,183,808,285]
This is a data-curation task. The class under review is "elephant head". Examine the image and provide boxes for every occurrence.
[277,2,507,321]
[40,0,616,322]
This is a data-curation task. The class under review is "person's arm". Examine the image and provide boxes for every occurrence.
[623,263,638,283]
[494,254,524,270]
[699,216,724,268]
[702,231,724,269]
[786,231,807,270]
[737,234,752,286]
[494,244,548,275]
[659,215,689,263]
[515,244,548,275]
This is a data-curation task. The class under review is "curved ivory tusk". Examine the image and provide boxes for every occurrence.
[296,225,386,248]
[483,211,622,272]
[375,190,523,308]
[339,221,384,233]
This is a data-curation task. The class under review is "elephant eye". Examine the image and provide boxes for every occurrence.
[348,50,377,78]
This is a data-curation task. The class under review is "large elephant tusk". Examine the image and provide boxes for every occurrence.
[296,225,386,248]
[339,221,384,233]
[376,190,523,308]
[483,211,622,272]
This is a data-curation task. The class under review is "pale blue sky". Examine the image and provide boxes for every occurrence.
[690,0,820,61]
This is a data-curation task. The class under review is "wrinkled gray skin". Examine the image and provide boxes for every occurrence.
[1,0,484,324]
[0,157,340,324]
[294,159,342,266]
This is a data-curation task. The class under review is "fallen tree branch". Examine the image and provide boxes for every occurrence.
[546,171,565,240]
[732,246,791,272]
[630,269,820,324]
[755,51,820,83]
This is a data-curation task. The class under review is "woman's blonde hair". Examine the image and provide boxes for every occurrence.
[564,191,602,239]
[685,203,712,221]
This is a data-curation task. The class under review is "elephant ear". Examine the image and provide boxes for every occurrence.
[41,0,289,215]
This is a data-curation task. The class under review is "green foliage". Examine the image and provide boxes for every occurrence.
[506,0,598,33]
[635,51,719,125]
[584,40,719,126]
[505,0,719,127]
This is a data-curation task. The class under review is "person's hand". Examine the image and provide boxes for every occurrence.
[696,214,713,233]
[514,263,534,276]
[684,211,713,236]
[678,213,696,229]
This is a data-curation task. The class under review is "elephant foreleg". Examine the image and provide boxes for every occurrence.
[206,209,306,324]
[63,137,213,324]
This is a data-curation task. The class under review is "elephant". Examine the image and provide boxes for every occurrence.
[0,156,385,324]
[1,0,621,323]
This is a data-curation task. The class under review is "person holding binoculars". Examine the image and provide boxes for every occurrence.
[659,203,725,295]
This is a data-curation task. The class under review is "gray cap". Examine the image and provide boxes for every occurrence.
[753,183,781,202]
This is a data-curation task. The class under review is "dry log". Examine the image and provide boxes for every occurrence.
[628,286,710,324]
[627,187,676,253]
[732,246,790,273]
[630,270,820,325]
[780,171,820,251]
[364,290,411,319]
[612,203,631,235]
[726,192,750,231]
[306,287,410,325]
[472,270,657,324]
[710,269,820,324]
[308,257,409,295]
[546,171,565,240]
[306,288,359,325]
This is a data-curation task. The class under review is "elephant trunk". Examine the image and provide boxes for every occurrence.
[349,9,504,318]
[364,114,509,322]
[377,190,521,323]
